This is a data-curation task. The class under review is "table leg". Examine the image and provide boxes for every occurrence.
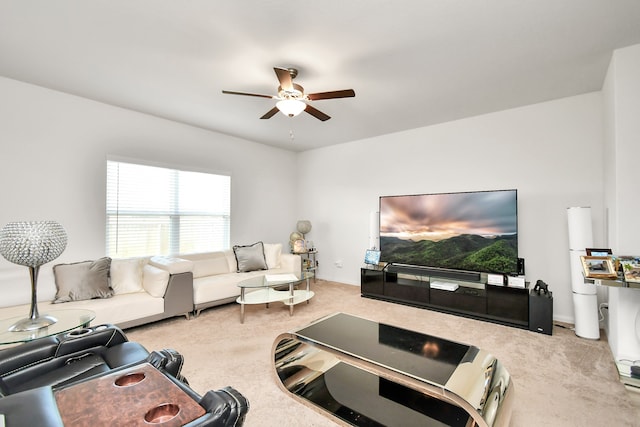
[306,276,311,304]
[289,283,294,316]
[240,288,245,324]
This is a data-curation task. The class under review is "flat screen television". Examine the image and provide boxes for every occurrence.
[379,189,518,275]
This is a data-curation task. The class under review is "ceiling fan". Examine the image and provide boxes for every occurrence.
[222,67,355,121]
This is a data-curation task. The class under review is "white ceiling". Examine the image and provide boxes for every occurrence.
[2,1,640,152]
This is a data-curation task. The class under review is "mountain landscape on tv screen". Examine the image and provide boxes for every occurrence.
[380,234,517,274]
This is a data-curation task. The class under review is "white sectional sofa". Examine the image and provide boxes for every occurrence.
[0,256,194,330]
[175,243,301,316]
[0,242,300,330]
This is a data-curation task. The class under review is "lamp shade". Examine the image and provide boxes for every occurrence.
[276,99,306,117]
[0,221,67,267]
[296,220,312,235]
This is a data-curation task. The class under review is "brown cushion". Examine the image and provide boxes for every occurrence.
[53,257,114,303]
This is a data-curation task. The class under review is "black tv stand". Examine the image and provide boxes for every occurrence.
[361,265,530,329]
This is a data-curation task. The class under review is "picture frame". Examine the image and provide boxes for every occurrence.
[619,256,640,283]
[585,248,612,256]
[580,256,617,279]
[364,249,381,266]
[292,239,306,254]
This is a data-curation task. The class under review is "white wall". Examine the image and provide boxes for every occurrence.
[602,44,640,361]
[0,76,298,306]
[298,92,605,323]
[0,75,614,324]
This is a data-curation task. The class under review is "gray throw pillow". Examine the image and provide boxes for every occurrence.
[53,257,114,303]
[233,242,268,273]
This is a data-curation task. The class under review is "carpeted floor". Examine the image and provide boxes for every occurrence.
[126,280,640,426]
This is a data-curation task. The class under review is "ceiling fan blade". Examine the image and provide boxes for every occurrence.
[307,89,355,101]
[222,90,274,99]
[305,104,331,121]
[260,106,280,120]
[274,67,294,92]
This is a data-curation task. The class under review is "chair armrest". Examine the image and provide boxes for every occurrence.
[0,325,127,380]
[165,375,249,427]
[145,348,185,381]
[54,324,129,358]
[0,336,59,377]
[0,386,64,427]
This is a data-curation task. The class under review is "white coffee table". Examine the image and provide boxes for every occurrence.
[236,273,314,323]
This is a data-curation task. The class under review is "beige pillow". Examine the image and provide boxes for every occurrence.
[263,243,282,269]
[53,258,113,303]
[110,258,145,295]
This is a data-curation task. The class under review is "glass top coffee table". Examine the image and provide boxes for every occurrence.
[236,272,314,323]
[273,312,513,427]
[0,308,96,345]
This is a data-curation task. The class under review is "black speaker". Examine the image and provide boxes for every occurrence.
[517,258,525,275]
[529,290,553,335]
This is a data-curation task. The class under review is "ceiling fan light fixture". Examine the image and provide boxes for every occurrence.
[276,99,306,117]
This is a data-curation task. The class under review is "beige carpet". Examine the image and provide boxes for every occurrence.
[126,281,640,427]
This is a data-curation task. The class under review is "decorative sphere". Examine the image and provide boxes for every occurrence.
[289,231,303,242]
[0,221,67,267]
[296,220,312,235]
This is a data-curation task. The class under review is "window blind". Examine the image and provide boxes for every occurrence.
[106,160,230,258]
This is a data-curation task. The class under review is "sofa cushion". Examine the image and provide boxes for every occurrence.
[224,249,237,272]
[149,256,193,275]
[233,242,268,273]
[110,258,145,295]
[263,243,282,269]
[53,258,113,303]
[192,256,230,279]
[142,264,170,297]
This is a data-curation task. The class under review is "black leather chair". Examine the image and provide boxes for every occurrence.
[0,325,249,426]
[0,324,152,394]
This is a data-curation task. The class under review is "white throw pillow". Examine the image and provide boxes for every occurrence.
[263,243,282,269]
[142,264,170,297]
[110,258,145,295]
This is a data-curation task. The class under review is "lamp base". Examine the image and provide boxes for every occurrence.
[8,314,58,332]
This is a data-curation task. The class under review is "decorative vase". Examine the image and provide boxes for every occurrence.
[296,220,312,238]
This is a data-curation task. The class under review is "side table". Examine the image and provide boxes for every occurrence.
[0,309,96,346]
[294,250,318,283]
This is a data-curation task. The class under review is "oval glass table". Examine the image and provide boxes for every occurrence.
[237,272,314,323]
[0,308,96,345]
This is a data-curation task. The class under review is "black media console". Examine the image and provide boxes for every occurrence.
[361,264,530,329]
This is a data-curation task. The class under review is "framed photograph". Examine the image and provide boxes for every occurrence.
[580,256,617,279]
[292,239,306,254]
[619,257,640,283]
[585,248,612,256]
[364,249,381,266]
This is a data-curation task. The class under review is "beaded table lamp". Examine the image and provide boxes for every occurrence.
[0,221,67,332]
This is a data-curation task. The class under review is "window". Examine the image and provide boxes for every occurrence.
[106,160,230,258]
